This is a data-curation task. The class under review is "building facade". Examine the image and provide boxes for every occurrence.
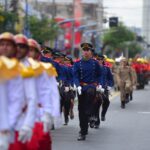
[143,0,150,47]
[30,0,99,22]
[29,0,103,49]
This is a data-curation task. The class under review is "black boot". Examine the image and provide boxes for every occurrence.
[77,134,86,141]
[121,101,125,109]
[89,116,96,128]
[125,94,129,103]
[70,109,74,120]
[64,116,69,125]
[79,130,88,135]
[101,116,106,121]
[94,117,100,129]
[94,124,100,129]
[130,92,133,100]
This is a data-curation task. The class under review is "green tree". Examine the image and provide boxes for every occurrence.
[0,10,18,33]
[102,23,136,55]
[28,16,59,44]
[128,42,143,58]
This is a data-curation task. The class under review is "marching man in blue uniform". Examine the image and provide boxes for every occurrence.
[40,47,62,80]
[93,54,114,128]
[73,43,102,141]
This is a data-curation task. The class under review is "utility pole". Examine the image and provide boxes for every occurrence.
[24,0,30,37]
[10,0,19,13]
[72,0,82,57]
[35,0,39,12]
[52,0,56,19]
[143,0,150,50]
[71,0,75,57]
[97,0,103,53]
[5,0,8,11]
[97,0,103,31]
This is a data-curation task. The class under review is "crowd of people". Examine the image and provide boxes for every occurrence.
[0,31,150,150]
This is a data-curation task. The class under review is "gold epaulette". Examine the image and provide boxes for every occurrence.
[0,58,8,81]
[19,63,35,78]
[0,56,20,80]
[27,58,44,77]
[0,60,2,68]
[40,62,57,77]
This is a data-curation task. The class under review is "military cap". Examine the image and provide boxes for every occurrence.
[0,32,16,45]
[64,55,72,61]
[80,42,93,50]
[45,46,53,51]
[64,55,74,65]
[28,39,41,51]
[14,34,28,45]
[97,54,105,60]
[53,51,66,58]
[43,46,53,54]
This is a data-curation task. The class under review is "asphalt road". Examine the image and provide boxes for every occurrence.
[52,84,150,150]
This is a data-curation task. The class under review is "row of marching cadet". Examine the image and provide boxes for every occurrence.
[34,44,150,138]
[1,31,150,148]
[0,32,60,150]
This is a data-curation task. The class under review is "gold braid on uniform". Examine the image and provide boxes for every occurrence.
[40,62,58,77]
[0,56,20,80]
[27,57,44,77]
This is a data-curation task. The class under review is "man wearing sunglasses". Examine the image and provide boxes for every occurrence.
[73,43,102,141]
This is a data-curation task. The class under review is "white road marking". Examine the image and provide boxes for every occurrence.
[138,112,150,114]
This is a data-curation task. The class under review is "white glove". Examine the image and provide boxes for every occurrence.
[59,81,63,87]
[69,86,74,90]
[18,125,32,143]
[96,85,102,92]
[0,132,10,150]
[73,84,77,91]
[107,86,112,91]
[96,85,105,93]
[77,86,82,95]
[100,88,105,93]
[41,112,51,133]
[64,86,69,92]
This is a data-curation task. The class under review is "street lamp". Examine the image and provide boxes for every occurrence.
[75,22,98,32]
[58,17,88,25]
[24,0,30,37]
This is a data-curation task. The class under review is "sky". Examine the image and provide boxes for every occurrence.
[104,0,143,28]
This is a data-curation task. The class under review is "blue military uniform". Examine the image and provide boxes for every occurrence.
[67,65,74,87]
[74,58,101,89]
[62,64,75,124]
[73,43,102,140]
[100,65,114,89]
[41,54,69,119]
[94,55,114,128]
[41,56,62,81]
[41,51,75,125]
